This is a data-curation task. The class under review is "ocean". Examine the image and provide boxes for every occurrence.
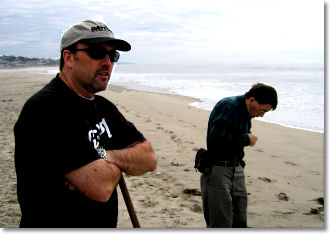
[45,62,324,133]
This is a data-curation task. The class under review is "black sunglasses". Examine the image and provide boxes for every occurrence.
[72,47,120,62]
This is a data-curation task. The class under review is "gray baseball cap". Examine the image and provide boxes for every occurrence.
[60,20,131,51]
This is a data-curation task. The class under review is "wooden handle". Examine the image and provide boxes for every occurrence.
[119,174,141,228]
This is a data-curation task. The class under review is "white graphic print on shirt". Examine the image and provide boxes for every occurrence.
[88,118,112,157]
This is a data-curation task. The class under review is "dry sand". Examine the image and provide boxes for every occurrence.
[0,67,324,228]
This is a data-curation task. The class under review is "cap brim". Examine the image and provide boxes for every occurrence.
[80,37,131,51]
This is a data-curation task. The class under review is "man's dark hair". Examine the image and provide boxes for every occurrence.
[245,83,278,110]
[59,44,77,71]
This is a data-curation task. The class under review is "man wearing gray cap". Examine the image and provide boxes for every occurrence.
[14,20,157,228]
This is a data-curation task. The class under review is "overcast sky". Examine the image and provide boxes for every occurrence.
[0,0,324,64]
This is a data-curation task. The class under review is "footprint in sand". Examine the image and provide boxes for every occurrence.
[284,161,298,166]
[139,198,159,207]
[145,118,152,123]
[191,204,203,213]
[254,149,263,152]
[156,125,164,130]
[276,192,289,201]
[258,177,272,183]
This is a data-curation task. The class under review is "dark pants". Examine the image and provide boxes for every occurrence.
[200,165,247,228]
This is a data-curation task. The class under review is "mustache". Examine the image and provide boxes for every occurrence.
[96,65,111,73]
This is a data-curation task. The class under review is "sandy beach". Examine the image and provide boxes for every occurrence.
[0,68,324,228]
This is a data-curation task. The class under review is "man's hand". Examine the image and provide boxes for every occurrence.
[248,133,258,146]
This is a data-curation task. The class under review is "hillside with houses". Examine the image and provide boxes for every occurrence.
[0,55,59,68]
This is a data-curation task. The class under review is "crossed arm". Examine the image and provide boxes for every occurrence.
[64,140,157,202]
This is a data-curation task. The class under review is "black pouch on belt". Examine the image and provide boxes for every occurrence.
[194,148,213,174]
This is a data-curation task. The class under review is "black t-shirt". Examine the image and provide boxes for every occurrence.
[14,74,145,228]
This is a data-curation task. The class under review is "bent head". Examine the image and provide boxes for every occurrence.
[246,97,273,118]
[245,83,278,118]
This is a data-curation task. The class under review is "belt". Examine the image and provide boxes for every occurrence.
[214,161,240,167]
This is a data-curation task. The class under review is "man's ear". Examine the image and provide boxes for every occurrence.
[247,97,256,104]
[62,50,73,69]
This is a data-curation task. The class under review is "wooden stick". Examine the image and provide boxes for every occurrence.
[119,174,141,228]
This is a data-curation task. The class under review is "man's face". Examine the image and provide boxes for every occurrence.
[247,97,273,118]
[70,42,116,97]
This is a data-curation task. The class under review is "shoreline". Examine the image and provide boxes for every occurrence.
[9,66,323,133]
[0,70,324,228]
[110,84,324,134]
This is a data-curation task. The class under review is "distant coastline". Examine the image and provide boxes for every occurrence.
[0,55,59,68]
[0,55,135,68]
